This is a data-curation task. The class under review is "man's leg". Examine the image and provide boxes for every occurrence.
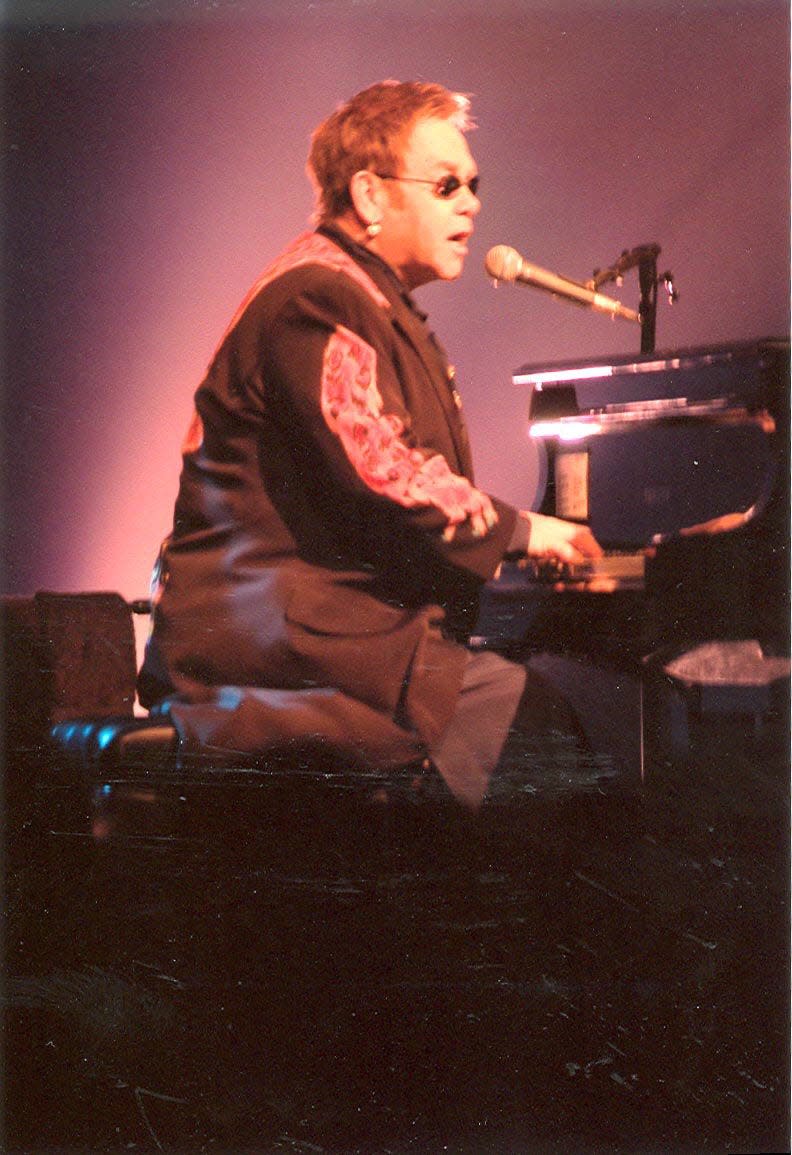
[428,649,639,811]
[489,653,640,803]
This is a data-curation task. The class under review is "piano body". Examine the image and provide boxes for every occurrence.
[475,338,790,665]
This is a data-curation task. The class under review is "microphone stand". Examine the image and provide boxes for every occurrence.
[588,244,677,354]
[637,248,659,354]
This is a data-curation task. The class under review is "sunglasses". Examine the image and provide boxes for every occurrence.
[376,173,480,199]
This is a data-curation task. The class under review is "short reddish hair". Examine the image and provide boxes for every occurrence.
[308,80,473,224]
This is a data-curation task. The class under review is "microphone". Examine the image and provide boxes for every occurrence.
[485,245,640,323]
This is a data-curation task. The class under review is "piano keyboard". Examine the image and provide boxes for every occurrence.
[524,549,646,587]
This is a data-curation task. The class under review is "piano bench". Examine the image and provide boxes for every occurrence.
[51,715,179,772]
[47,715,180,842]
[2,591,441,856]
[48,713,438,848]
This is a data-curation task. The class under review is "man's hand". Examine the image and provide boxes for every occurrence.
[521,511,603,565]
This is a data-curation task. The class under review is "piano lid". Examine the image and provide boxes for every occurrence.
[514,337,789,384]
[515,337,789,422]
[516,338,789,548]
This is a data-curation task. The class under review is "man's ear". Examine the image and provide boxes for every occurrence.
[348,170,386,228]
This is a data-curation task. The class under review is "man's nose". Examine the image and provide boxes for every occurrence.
[461,187,480,216]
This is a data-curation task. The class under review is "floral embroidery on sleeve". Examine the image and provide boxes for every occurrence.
[182,232,389,457]
[321,324,497,539]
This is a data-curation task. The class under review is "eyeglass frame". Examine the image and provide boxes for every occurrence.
[375,172,480,200]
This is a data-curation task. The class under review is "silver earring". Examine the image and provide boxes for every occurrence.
[366,221,382,238]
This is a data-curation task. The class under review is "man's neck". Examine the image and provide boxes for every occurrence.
[321,217,408,292]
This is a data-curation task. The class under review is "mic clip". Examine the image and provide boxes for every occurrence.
[590,243,679,354]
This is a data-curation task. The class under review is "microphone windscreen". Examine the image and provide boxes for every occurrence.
[484,245,522,282]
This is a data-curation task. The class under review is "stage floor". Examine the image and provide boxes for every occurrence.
[5,711,789,1154]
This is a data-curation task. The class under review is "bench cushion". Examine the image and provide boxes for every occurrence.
[51,716,178,774]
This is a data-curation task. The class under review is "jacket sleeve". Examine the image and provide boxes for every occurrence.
[255,268,519,582]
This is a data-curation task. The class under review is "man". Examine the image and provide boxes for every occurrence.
[138,80,605,810]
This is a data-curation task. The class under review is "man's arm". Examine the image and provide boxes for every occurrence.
[262,272,518,580]
[507,509,603,564]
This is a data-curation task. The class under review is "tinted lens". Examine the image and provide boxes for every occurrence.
[436,176,462,197]
[436,175,479,198]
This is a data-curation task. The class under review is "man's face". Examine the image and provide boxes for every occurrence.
[375,116,481,291]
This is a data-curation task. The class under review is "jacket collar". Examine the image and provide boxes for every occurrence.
[316,225,471,470]
[317,224,428,322]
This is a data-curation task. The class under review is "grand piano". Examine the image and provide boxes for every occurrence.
[474,338,790,666]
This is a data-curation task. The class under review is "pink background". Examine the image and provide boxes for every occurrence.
[4,0,789,600]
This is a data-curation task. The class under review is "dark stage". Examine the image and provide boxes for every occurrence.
[5,694,789,1154]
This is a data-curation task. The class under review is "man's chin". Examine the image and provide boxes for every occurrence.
[438,261,465,282]
[408,258,464,288]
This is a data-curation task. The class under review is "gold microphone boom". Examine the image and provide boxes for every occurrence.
[485,244,640,323]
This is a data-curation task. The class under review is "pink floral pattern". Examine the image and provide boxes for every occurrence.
[178,232,497,539]
[321,325,497,535]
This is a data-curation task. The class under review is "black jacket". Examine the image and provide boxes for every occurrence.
[139,226,519,767]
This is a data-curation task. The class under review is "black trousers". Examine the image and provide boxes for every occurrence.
[428,649,640,811]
